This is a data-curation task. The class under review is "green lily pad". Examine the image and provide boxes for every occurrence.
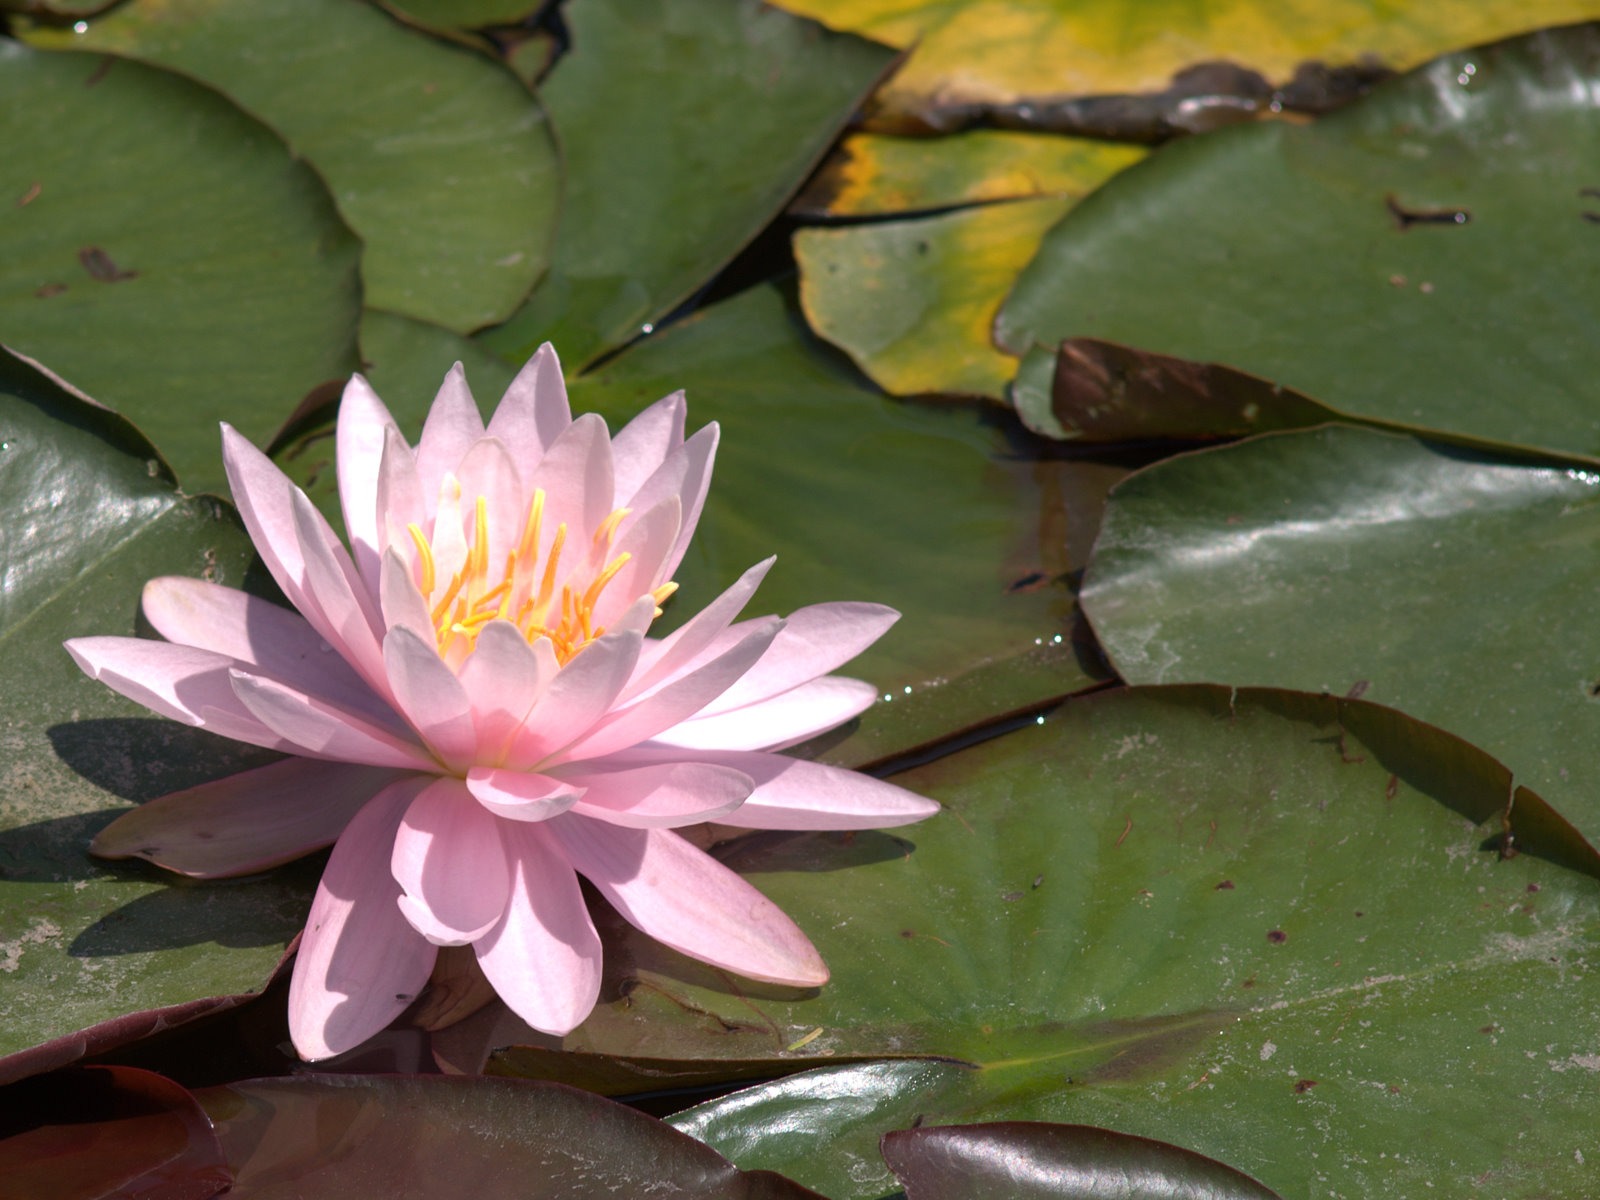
[478,0,895,371]
[1080,422,1600,848]
[0,40,360,495]
[0,346,312,1077]
[42,0,559,335]
[797,196,1074,400]
[621,685,1600,1199]
[998,23,1600,458]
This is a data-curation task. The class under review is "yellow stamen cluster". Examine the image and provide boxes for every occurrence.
[406,488,676,666]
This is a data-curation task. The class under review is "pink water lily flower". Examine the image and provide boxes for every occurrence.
[67,345,936,1060]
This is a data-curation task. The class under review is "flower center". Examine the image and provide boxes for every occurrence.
[406,487,676,666]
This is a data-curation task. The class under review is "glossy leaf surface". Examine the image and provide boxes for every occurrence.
[0,346,311,1074]
[647,686,1600,1198]
[1000,24,1600,458]
[479,0,893,370]
[0,41,360,494]
[45,0,559,334]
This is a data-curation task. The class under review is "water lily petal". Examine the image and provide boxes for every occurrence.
[91,758,411,877]
[414,363,485,500]
[378,546,435,645]
[701,602,899,716]
[376,425,427,561]
[486,342,568,458]
[626,557,773,700]
[452,435,525,571]
[465,767,584,822]
[475,820,601,1036]
[65,638,295,752]
[336,373,403,591]
[661,749,938,830]
[292,491,388,692]
[230,669,435,769]
[559,618,783,762]
[589,496,681,632]
[525,413,614,568]
[561,761,753,828]
[610,389,685,505]
[503,628,643,768]
[653,676,878,752]
[625,423,717,581]
[140,575,402,732]
[458,622,558,757]
[392,777,510,945]
[290,778,438,1060]
[382,625,477,768]
[549,818,827,987]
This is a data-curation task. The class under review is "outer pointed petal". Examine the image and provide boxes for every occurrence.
[66,637,294,752]
[701,602,899,717]
[548,818,827,987]
[290,778,438,1061]
[561,762,753,829]
[383,625,478,768]
[524,413,614,563]
[656,677,877,752]
[610,389,686,505]
[140,576,402,733]
[625,423,717,582]
[625,557,773,701]
[559,618,782,763]
[220,424,322,627]
[475,820,601,1036]
[414,363,486,497]
[503,628,643,768]
[336,374,403,591]
[392,777,510,945]
[459,623,558,759]
[90,759,411,877]
[667,750,938,830]
[487,343,569,457]
[292,491,388,693]
[230,669,436,769]
[376,425,426,560]
[465,767,584,822]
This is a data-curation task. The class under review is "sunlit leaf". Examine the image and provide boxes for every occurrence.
[41,0,560,334]
[478,0,894,370]
[999,23,1600,458]
[0,40,360,494]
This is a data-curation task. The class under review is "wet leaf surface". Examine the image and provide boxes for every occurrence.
[1000,23,1600,460]
[478,0,894,370]
[0,41,360,494]
[640,686,1600,1199]
[41,0,559,335]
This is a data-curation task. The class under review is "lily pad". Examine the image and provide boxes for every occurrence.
[771,0,1600,135]
[627,685,1600,1199]
[999,23,1600,459]
[478,0,895,371]
[1081,422,1600,847]
[43,0,560,334]
[796,196,1074,400]
[0,345,313,1077]
[0,40,360,495]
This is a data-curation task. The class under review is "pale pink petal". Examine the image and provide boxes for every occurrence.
[336,374,403,590]
[558,618,782,763]
[65,637,295,752]
[376,425,427,560]
[653,676,878,752]
[220,425,321,624]
[414,364,485,497]
[458,622,558,759]
[605,593,664,640]
[90,759,411,877]
[661,750,938,829]
[391,777,510,945]
[548,818,827,987]
[523,413,614,563]
[560,761,753,829]
[625,424,717,581]
[425,471,470,597]
[700,602,899,717]
[474,820,601,1036]
[382,625,477,768]
[230,669,436,769]
[588,496,681,632]
[378,547,434,644]
[140,576,402,733]
[610,390,685,505]
[487,343,569,457]
[465,767,584,822]
[292,491,388,692]
[451,436,525,570]
[290,778,438,1060]
[625,557,773,700]
[502,629,643,768]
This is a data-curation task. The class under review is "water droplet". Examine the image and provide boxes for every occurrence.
[902,685,912,695]
[73,19,88,33]
[1034,715,1046,725]
[640,323,654,335]
[1051,634,1063,645]
[1456,62,1476,87]
[881,693,893,703]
